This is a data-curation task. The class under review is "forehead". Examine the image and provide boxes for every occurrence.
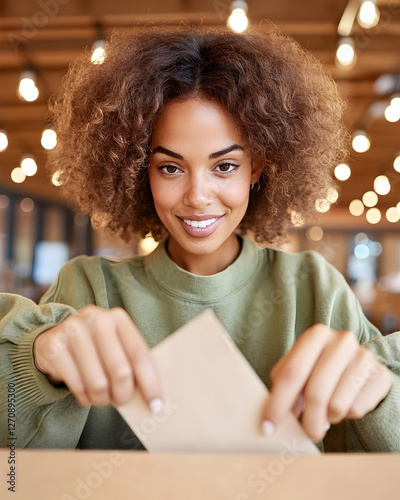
[151,98,243,147]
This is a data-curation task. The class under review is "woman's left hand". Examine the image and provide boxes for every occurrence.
[261,324,393,442]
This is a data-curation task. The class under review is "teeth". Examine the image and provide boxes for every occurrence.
[183,218,217,228]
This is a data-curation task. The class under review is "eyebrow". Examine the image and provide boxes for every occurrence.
[151,144,245,160]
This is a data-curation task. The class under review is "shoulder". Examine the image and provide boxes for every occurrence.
[253,242,380,339]
[58,253,146,278]
[262,245,344,281]
[40,253,146,306]
[258,246,353,305]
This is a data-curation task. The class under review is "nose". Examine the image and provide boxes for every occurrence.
[182,172,213,209]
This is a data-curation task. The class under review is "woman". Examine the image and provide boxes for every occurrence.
[0,27,399,452]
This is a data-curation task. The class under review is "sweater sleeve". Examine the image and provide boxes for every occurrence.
[307,252,400,452]
[0,263,95,448]
[349,329,400,451]
[334,273,400,451]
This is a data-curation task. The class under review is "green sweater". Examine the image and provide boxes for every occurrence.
[1,236,400,451]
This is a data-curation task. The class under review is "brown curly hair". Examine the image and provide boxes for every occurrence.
[47,26,348,244]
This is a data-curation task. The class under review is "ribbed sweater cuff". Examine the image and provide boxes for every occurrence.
[351,373,400,452]
[8,327,70,421]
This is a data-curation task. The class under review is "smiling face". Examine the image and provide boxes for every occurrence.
[148,97,261,275]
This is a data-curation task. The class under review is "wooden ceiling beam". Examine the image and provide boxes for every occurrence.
[0,11,223,31]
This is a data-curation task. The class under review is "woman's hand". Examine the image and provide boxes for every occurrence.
[33,305,163,412]
[261,324,393,442]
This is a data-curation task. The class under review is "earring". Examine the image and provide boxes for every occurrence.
[250,180,261,192]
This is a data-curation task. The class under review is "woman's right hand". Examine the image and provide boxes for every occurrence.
[33,305,163,412]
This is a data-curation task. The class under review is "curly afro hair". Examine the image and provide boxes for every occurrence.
[47,26,348,244]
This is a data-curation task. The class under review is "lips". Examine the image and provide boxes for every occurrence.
[177,215,224,237]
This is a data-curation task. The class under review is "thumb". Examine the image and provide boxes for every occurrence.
[261,390,303,436]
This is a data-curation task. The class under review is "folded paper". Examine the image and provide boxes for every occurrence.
[117,309,319,454]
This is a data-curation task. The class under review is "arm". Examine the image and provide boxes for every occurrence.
[1,257,163,448]
[33,304,163,411]
[0,293,85,448]
[350,331,400,451]
[260,323,393,448]
[262,251,400,451]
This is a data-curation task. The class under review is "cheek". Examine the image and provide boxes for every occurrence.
[219,181,250,209]
[149,174,171,210]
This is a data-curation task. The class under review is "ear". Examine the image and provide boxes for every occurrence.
[250,160,263,184]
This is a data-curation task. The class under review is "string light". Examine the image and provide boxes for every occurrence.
[306,226,324,242]
[386,207,400,223]
[352,130,370,153]
[394,154,400,173]
[18,69,39,102]
[0,130,8,151]
[391,96,400,112]
[374,175,391,195]
[357,0,380,29]
[349,199,364,216]
[334,163,351,181]
[384,101,400,122]
[362,191,378,207]
[315,198,331,213]
[326,187,339,203]
[51,171,62,186]
[11,167,26,184]
[20,155,37,176]
[366,207,381,224]
[91,39,106,64]
[41,127,57,150]
[227,0,249,33]
[139,235,158,255]
[290,210,305,227]
[336,37,355,67]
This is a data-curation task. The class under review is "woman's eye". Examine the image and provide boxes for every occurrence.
[216,163,238,174]
[160,165,180,174]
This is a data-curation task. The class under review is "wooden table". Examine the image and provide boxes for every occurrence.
[1,450,398,499]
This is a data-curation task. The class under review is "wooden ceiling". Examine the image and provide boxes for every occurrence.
[1,0,400,226]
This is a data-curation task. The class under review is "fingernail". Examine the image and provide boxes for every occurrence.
[325,422,331,431]
[262,420,275,436]
[149,398,163,415]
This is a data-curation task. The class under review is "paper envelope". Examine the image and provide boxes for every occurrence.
[117,309,319,454]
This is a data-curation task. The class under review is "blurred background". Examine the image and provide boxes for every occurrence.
[1,0,400,333]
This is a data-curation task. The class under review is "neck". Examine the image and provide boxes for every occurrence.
[166,234,242,276]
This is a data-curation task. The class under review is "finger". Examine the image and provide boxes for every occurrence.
[34,332,57,377]
[91,312,135,406]
[291,394,304,419]
[112,308,163,413]
[34,327,73,381]
[346,362,393,420]
[328,347,380,422]
[262,324,331,433]
[300,330,359,441]
[49,351,91,407]
[68,318,112,407]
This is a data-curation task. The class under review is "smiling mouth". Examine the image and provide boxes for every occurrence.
[182,218,218,228]
[177,215,224,237]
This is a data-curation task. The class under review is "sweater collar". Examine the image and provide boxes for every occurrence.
[144,235,263,303]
